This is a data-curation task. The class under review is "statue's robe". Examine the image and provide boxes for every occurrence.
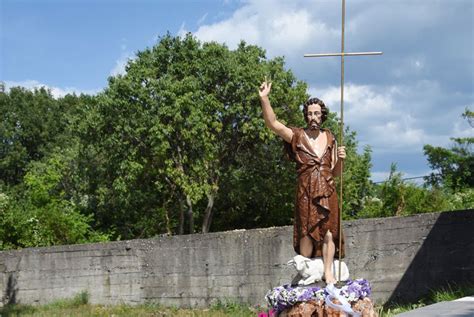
[285,127,345,258]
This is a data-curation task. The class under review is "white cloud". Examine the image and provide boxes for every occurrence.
[370,120,427,150]
[308,80,466,154]
[109,40,135,77]
[315,84,393,121]
[110,52,135,77]
[391,56,427,78]
[194,9,260,48]
[4,80,100,99]
[266,10,327,53]
[188,0,472,179]
[177,22,187,38]
[191,0,338,57]
[3,0,470,183]
[370,171,391,183]
[452,117,474,139]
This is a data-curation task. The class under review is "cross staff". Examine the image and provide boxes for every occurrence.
[304,0,382,283]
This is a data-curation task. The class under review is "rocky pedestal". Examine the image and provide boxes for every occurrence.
[280,297,377,317]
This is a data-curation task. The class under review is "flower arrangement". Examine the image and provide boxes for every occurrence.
[340,279,371,301]
[265,279,372,313]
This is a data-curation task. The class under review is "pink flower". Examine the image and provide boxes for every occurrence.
[257,309,277,317]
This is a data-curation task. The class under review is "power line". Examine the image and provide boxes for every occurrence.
[373,175,435,184]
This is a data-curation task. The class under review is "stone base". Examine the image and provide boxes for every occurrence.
[280,298,377,317]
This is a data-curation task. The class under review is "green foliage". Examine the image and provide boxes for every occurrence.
[0,301,257,317]
[39,291,90,310]
[3,33,470,250]
[75,33,309,237]
[341,144,373,219]
[356,109,473,219]
[0,87,69,186]
[327,121,373,219]
[210,298,255,315]
[0,34,381,243]
[0,151,109,250]
[358,164,474,219]
[0,87,109,249]
[211,136,297,230]
[379,283,474,316]
[424,109,473,190]
[429,283,474,302]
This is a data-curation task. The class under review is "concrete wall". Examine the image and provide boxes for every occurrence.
[0,210,473,307]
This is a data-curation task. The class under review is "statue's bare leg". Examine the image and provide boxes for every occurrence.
[322,230,337,284]
[299,235,313,258]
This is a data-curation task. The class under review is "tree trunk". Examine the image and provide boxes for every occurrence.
[395,189,405,216]
[201,192,216,233]
[186,195,194,234]
[164,207,172,236]
[178,196,185,235]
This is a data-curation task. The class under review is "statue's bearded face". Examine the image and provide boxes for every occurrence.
[306,104,323,130]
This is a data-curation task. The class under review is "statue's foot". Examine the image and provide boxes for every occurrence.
[324,273,337,285]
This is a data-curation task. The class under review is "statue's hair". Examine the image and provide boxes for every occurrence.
[303,97,329,123]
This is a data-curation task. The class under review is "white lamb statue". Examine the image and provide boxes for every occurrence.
[288,255,350,286]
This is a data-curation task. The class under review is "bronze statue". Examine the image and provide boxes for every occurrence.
[259,79,346,285]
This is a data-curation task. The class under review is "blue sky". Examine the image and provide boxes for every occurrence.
[1,0,473,182]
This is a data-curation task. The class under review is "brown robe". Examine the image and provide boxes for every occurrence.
[285,127,345,258]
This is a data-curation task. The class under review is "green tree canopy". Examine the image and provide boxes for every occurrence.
[76,33,308,237]
[424,109,473,191]
[1,34,377,249]
[0,87,69,186]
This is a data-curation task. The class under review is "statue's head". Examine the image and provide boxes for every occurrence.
[303,97,328,130]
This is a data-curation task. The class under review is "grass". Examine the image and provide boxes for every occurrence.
[376,283,474,317]
[0,294,259,317]
[1,284,472,317]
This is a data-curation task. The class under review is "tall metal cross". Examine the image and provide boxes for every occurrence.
[304,0,382,282]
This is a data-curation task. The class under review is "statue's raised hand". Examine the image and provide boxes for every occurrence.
[259,78,272,98]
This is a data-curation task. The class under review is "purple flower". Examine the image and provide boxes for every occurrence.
[265,278,372,312]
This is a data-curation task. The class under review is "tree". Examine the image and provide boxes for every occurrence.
[356,108,473,219]
[424,109,473,191]
[321,115,374,219]
[356,109,473,220]
[73,34,376,236]
[75,33,308,237]
[0,87,77,186]
[0,90,110,250]
[1,34,376,245]
[0,151,109,250]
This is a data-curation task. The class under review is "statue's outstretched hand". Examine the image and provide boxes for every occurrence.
[337,146,346,160]
[259,77,272,98]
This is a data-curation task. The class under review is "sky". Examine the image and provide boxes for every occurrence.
[1,0,473,182]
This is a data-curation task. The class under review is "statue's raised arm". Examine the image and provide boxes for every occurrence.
[258,79,294,143]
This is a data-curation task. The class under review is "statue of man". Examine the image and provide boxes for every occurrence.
[259,79,346,284]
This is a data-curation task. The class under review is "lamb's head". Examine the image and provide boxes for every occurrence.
[292,255,311,272]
